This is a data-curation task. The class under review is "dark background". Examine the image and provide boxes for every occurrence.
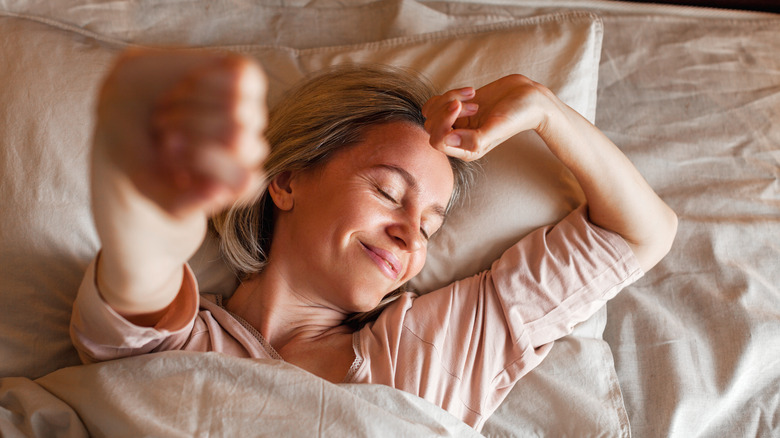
[622,1,780,12]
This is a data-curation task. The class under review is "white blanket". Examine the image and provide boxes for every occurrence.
[1,351,480,437]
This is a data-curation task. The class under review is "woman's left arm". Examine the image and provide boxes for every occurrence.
[424,75,677,272]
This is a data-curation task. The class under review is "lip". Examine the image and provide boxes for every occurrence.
[360,241,402,281]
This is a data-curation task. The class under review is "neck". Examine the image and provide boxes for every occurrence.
[225,262,351,351]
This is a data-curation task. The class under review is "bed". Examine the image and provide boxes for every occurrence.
[0,0,778,436]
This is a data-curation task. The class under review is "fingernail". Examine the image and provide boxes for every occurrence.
[464,103,479,112]
[444,133,461,147]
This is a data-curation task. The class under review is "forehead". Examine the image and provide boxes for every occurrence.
[345,122,455,199]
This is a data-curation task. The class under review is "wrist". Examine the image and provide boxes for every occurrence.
[96,249,185,316]
[534,92,564,140]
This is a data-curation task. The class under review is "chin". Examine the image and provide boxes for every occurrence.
[347,300,381,315]
[343,292,387,315]
[342,279,395,313]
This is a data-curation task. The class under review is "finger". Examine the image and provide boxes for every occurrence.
[443,119,518,161]
[154,70,268,171]
[422,87,475,118]
[200,56,268,170]
[233,58,267,131]
[152,60,241,126]
[426,99,463,148]
[156,54,263,106]
[154,100,268,195]
[155,89,263,138]
[155,109,267,174]
[438,142,480,162]
[459,102,479,118]
[437,128,491,163]
[155,55,267,145]
[194,145,251,192]
[187,144,265,214]
[156,125,241,188]
[424,88,480,149]
[159,142,259,217]
[232,60,268,170]
[443,87,476,102]
[154,108,235,140]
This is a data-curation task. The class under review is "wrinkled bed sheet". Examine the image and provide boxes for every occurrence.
[595,12,780,438]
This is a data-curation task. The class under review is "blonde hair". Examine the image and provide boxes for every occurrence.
[212,64,477,328]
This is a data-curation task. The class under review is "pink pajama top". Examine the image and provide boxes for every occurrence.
[70,207,643,430]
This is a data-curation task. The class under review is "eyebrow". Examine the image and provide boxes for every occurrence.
[373,164,448,220]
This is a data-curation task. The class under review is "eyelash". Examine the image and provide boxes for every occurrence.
[376,186,430,240]
[377,187,398,204]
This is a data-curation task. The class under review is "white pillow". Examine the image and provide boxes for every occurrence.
[0,4,628,436]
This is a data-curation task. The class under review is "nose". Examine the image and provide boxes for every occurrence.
[386,219,425,252]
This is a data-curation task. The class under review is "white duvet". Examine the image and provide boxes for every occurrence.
[2,352,482,437]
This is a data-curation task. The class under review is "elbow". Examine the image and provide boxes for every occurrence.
[636,205,678,273]
[657,206,678,261]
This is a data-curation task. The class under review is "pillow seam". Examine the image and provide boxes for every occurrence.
[0,9,601,54]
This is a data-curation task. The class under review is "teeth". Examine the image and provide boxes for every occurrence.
[384,259,393,270]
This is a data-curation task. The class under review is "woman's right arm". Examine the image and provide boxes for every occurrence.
[424,75,677,272]
[90,49,268,325]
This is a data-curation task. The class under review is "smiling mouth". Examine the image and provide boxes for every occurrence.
[360,242,401,281]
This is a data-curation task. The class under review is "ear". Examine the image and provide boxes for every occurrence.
[267,171,295,211]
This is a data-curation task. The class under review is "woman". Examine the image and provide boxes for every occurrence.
[71,49,677,429]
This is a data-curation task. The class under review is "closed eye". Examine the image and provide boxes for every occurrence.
[377,187,399,204]
[378,186,429,240]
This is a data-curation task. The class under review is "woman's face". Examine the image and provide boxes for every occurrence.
[270,121,455,313]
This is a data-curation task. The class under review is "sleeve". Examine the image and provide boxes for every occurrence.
[490,204,645,348]
[360,205,644,429]
[69,256,200,364]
